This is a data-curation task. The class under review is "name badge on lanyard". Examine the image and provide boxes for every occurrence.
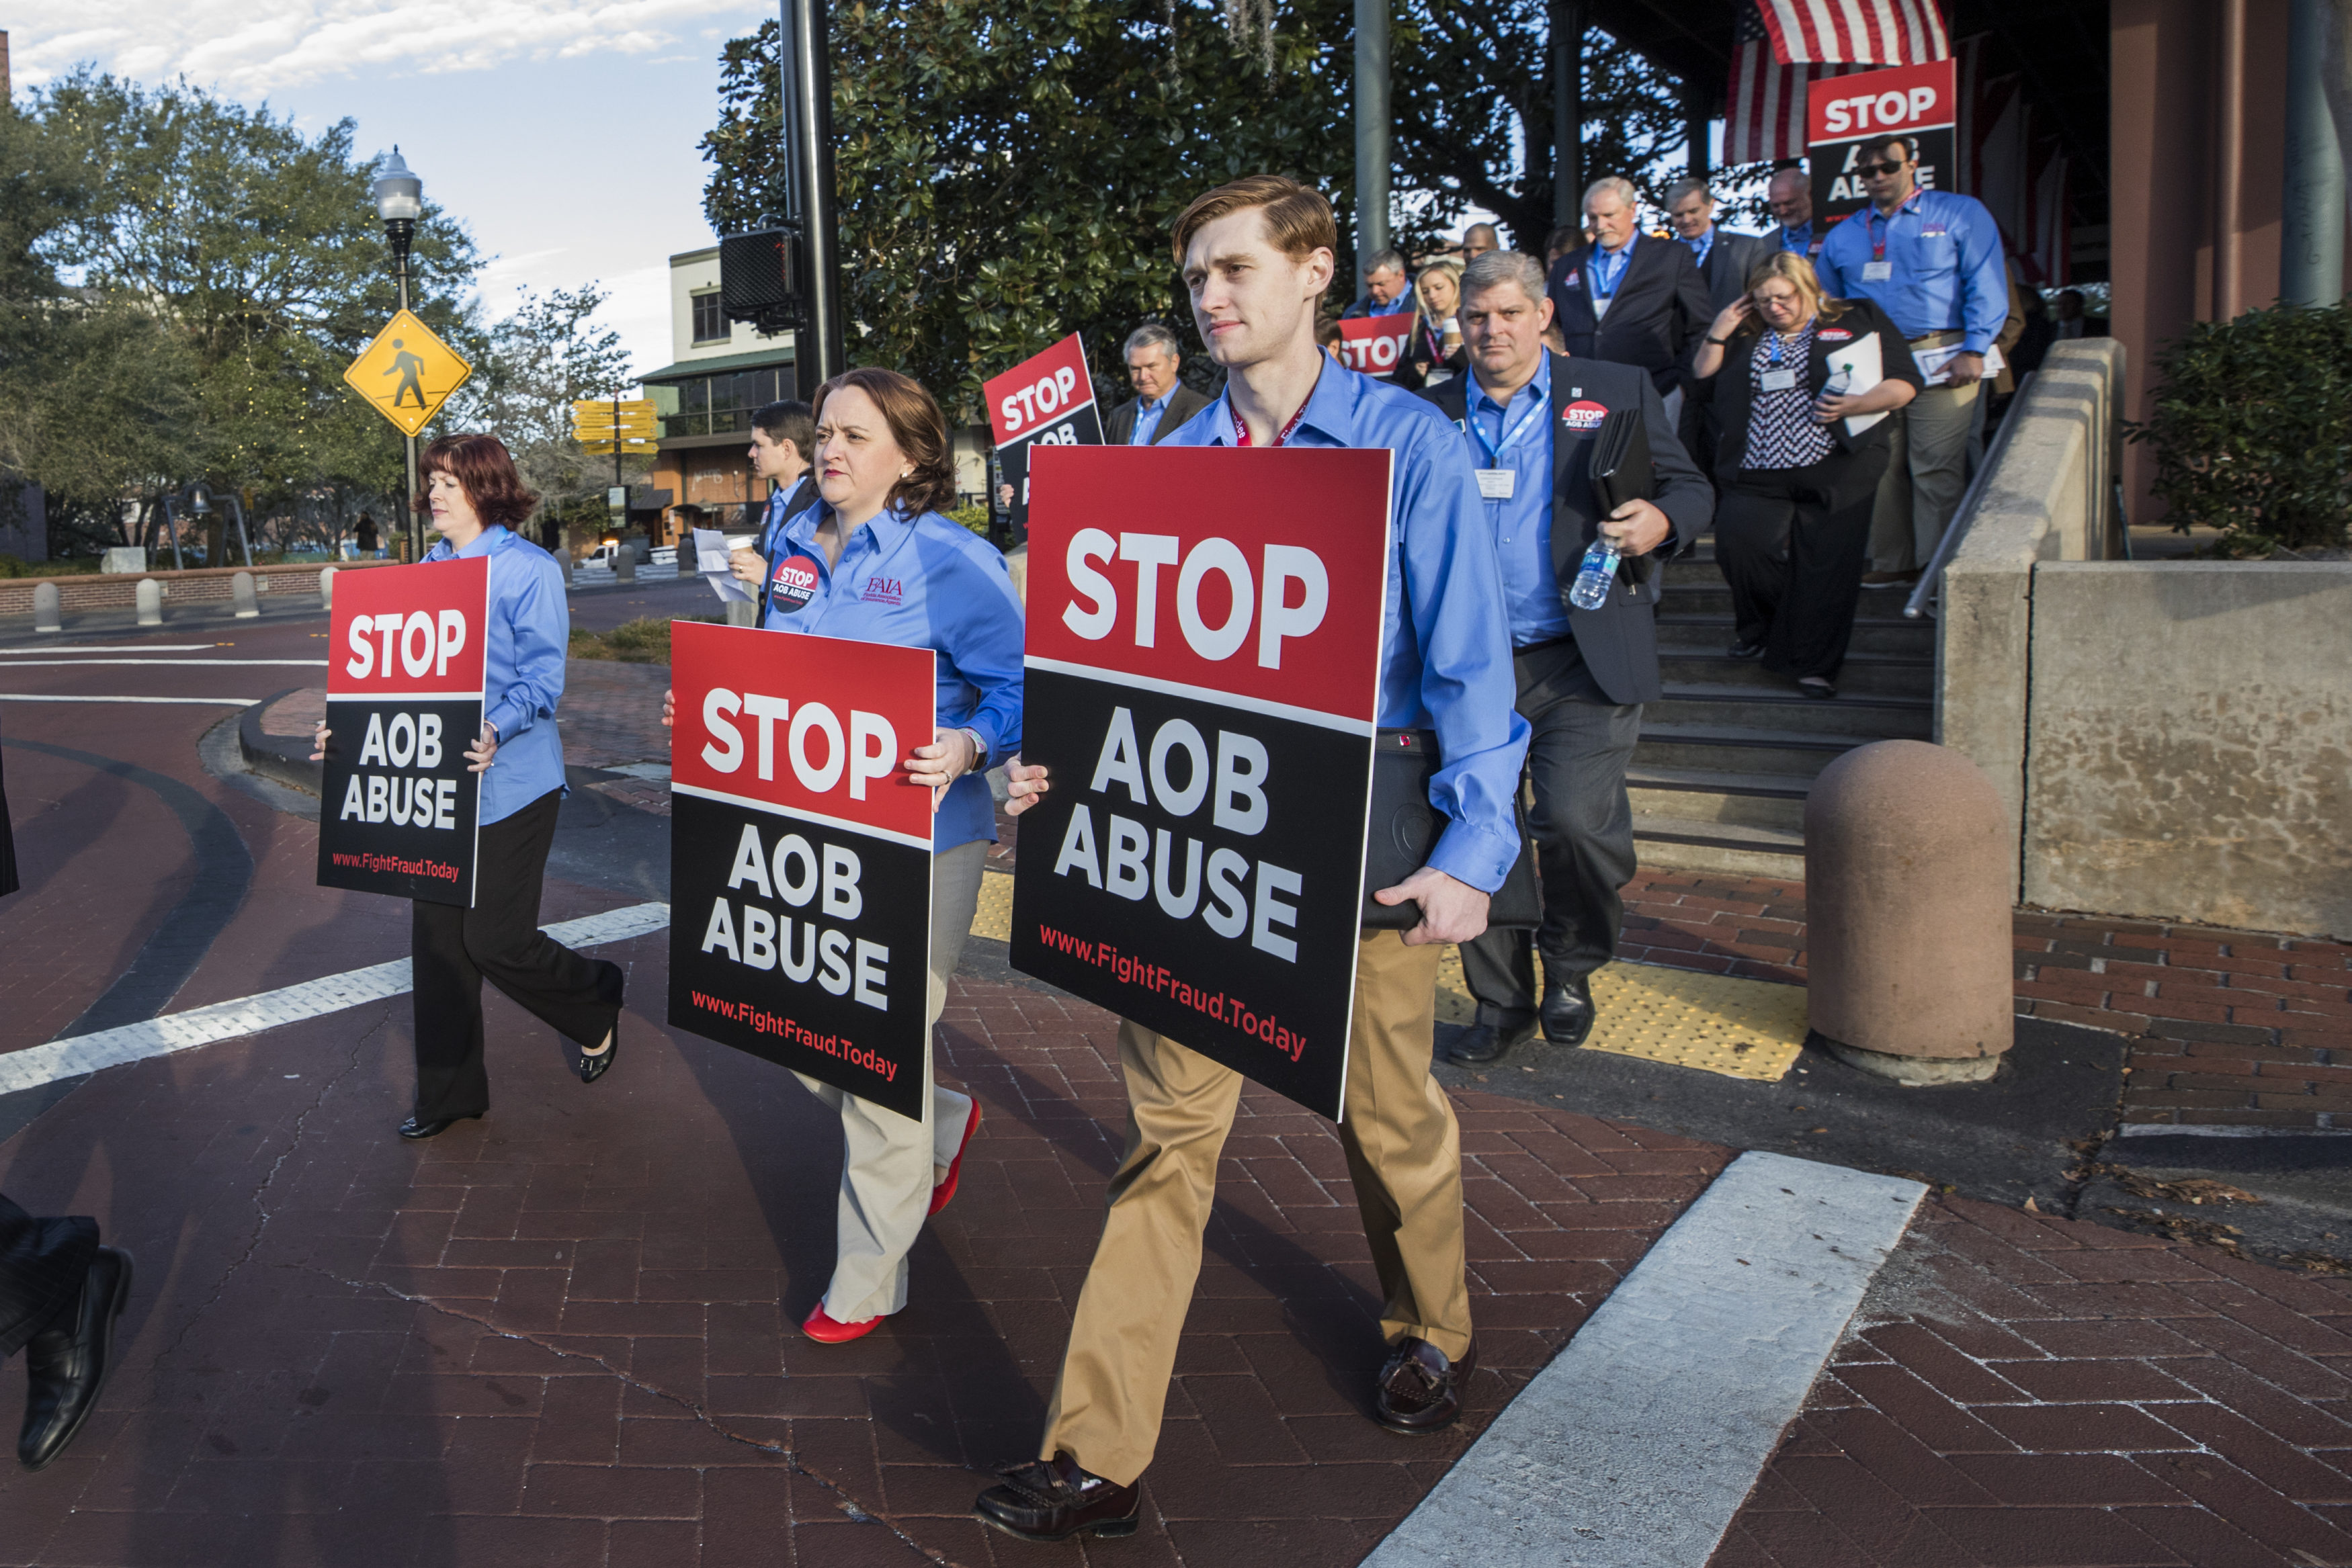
[1476,469,1515,500]
[1861,261,1893,282]
[1760,368,1799,392]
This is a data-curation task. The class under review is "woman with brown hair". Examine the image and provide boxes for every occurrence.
[1690,251,1923,698]
[663,367,1024,1344]
[315,434,625,1138]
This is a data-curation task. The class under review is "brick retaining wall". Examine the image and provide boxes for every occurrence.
[0,558,401,617]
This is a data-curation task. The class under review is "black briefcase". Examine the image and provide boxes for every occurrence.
[1359,729,1540,930]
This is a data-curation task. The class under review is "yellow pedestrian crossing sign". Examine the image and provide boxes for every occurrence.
[344,310,472,437]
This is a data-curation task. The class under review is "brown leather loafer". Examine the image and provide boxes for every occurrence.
[1373,1335,1478,1434]
[973,1452,1140,1542]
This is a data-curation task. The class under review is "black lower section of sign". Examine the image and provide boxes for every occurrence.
[315,699,484,907]
[1000,405,1103,538]
[1009,666,1372,1121]
[666,792,932,1121]
[1813,128,1956,223]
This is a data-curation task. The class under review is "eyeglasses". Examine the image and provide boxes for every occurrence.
[1855,160,1908,178]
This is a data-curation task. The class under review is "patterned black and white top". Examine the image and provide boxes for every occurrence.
[1740,321,1837,471]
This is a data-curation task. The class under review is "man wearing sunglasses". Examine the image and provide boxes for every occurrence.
[1816,132,2007,590]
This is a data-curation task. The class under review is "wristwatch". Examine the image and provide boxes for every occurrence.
[958,727,989,771]
[1704,335,1732,345]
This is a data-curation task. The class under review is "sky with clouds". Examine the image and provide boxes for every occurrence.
[9,1,771,382]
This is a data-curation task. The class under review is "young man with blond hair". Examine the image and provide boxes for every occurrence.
[972,174,1528,1544]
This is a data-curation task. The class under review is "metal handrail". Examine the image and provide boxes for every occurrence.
[1904,369,2037,619]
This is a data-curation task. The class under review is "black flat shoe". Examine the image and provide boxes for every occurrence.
[1373,1335,1478,1435]
[1540,979,1597,1047]
[398,1112,480,1140]
[1797,678,1837,699]
[974,1454,1140,1542]
[20,1245,133,1471]
[1450,1016,1536,1065]
[577,1017,618,1085]
[1727,638,1767,659]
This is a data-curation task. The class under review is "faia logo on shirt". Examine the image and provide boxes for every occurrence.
[862,575,905,606]
[1817,327,1855,342]
[769,553,822,613]
[1560,399,1609,433]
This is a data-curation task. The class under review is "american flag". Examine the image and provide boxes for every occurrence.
[1726,1,1950,165]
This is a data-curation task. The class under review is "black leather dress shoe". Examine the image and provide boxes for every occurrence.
[1728,638,1767,659]
[1540,979,1597,1047]
[577,1015,618,1085]
[1450,1016,1536,1065]
[398,1112,480,1141]
[19,1245,133,1471]
[973,1453,1140,1542]
[1373,1335,1478,1434]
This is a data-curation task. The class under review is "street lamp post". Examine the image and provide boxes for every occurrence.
[373,148,426,562]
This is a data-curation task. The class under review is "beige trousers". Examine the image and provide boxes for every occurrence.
[792,838,987,1323]
[1038,929,1469,1486]
[1868,331,1982,574]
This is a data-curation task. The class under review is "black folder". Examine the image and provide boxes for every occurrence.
[1585,407,1657,594]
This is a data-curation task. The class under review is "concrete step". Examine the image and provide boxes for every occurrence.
[1656,580,1926,618]
[1655,649,1933,699]
[1632,722,1861,778]
[1626,765,1810,832]
[1654,611,1935,658]
[1630,812,1808,880]
[1646,684,1933,740]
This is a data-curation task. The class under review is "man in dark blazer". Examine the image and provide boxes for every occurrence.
[1102,324,1210,445]
[1665,178,1772,464]
[1423,249,1713,1064]
[1546,176,1714,402]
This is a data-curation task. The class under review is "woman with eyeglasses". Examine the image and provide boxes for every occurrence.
[1689,252,1923,700]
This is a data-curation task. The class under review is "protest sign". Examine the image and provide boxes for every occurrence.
[1011,444,1393,1121]
[1337,314,1417,379]
[1808,60,1958,224]
[984,333,1102,535]
[316,558,489,906]
[667,621,937,1121]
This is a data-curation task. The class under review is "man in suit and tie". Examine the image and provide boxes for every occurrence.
[1102,324,1210,445]
[1424,250,1714,1063]
[1546,177,1714,425]
[1666,178,1771,464]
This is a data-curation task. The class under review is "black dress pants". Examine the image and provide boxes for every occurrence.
[1712,450,1888,681]
[0,1196,95,1361]
[1460,636,1642,1027]
[411,788,623,1121]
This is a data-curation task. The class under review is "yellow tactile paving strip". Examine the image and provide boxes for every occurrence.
[970,871,1805,1084]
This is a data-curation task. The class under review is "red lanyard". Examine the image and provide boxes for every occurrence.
[1232,399,1309,449]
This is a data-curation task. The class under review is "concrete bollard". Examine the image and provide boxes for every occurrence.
[135,578,163,627]
[232,570,259,619]
[33,580,62,634]
[558,550,573,586]
[1003,544,1028,605]
[678,543,697,578]
[724,599,759,627]
[1804,739,2015,1083]
[615,549,636,583]
[319,566,336,610]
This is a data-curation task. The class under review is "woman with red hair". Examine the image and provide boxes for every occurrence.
[317,433,626,1137]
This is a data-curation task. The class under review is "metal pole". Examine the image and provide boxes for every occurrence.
[398,254,421,561]
[227,492,253,567]
[160,497,185,572]
[1355,0,1390,286]
[1553,2,1583,229]
[2283,0,2348,306]
[2217,0,2246,319]
[1686,86,1711,181]
[782,0,845,386]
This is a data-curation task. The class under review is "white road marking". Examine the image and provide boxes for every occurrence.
[1362,1151,1927,1568]
[0,644,224,654]
[0,902,671,1096]
[0,695,265,707]
[0,659,327,667]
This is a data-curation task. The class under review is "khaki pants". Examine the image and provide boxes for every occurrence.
[792,838,987,1323]
[1038,929,1469,1486]
[1868,331,1982,574]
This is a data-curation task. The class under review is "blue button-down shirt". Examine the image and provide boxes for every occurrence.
[1587,230,1638,301]
[1816,187,2009,353]
[1680,225,1716,270]
[1775,220,1816,255]
[759,505,1025,854]
[1359,288,1415,318]
[421,525,567,826]
[1161,367,1531,895]
[1128,389,1176,446]
[1464,354,1570,649]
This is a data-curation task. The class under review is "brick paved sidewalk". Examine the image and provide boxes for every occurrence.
[1711,1192,2352,1567]
[0,939,1724,1567]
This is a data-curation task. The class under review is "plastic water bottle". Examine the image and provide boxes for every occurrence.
[1567,535,1620,610]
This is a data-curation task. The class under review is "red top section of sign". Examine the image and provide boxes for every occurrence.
[1808,59,1956,144]
[328,557,490,698]
[670,621,938,845]
[1024,444,1391,726]
[1336,314,1416,378]
[984,333,1097,445]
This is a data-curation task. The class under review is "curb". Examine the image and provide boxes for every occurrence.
[237,687,323,795]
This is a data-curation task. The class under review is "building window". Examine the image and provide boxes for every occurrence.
[691,292,727,344]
